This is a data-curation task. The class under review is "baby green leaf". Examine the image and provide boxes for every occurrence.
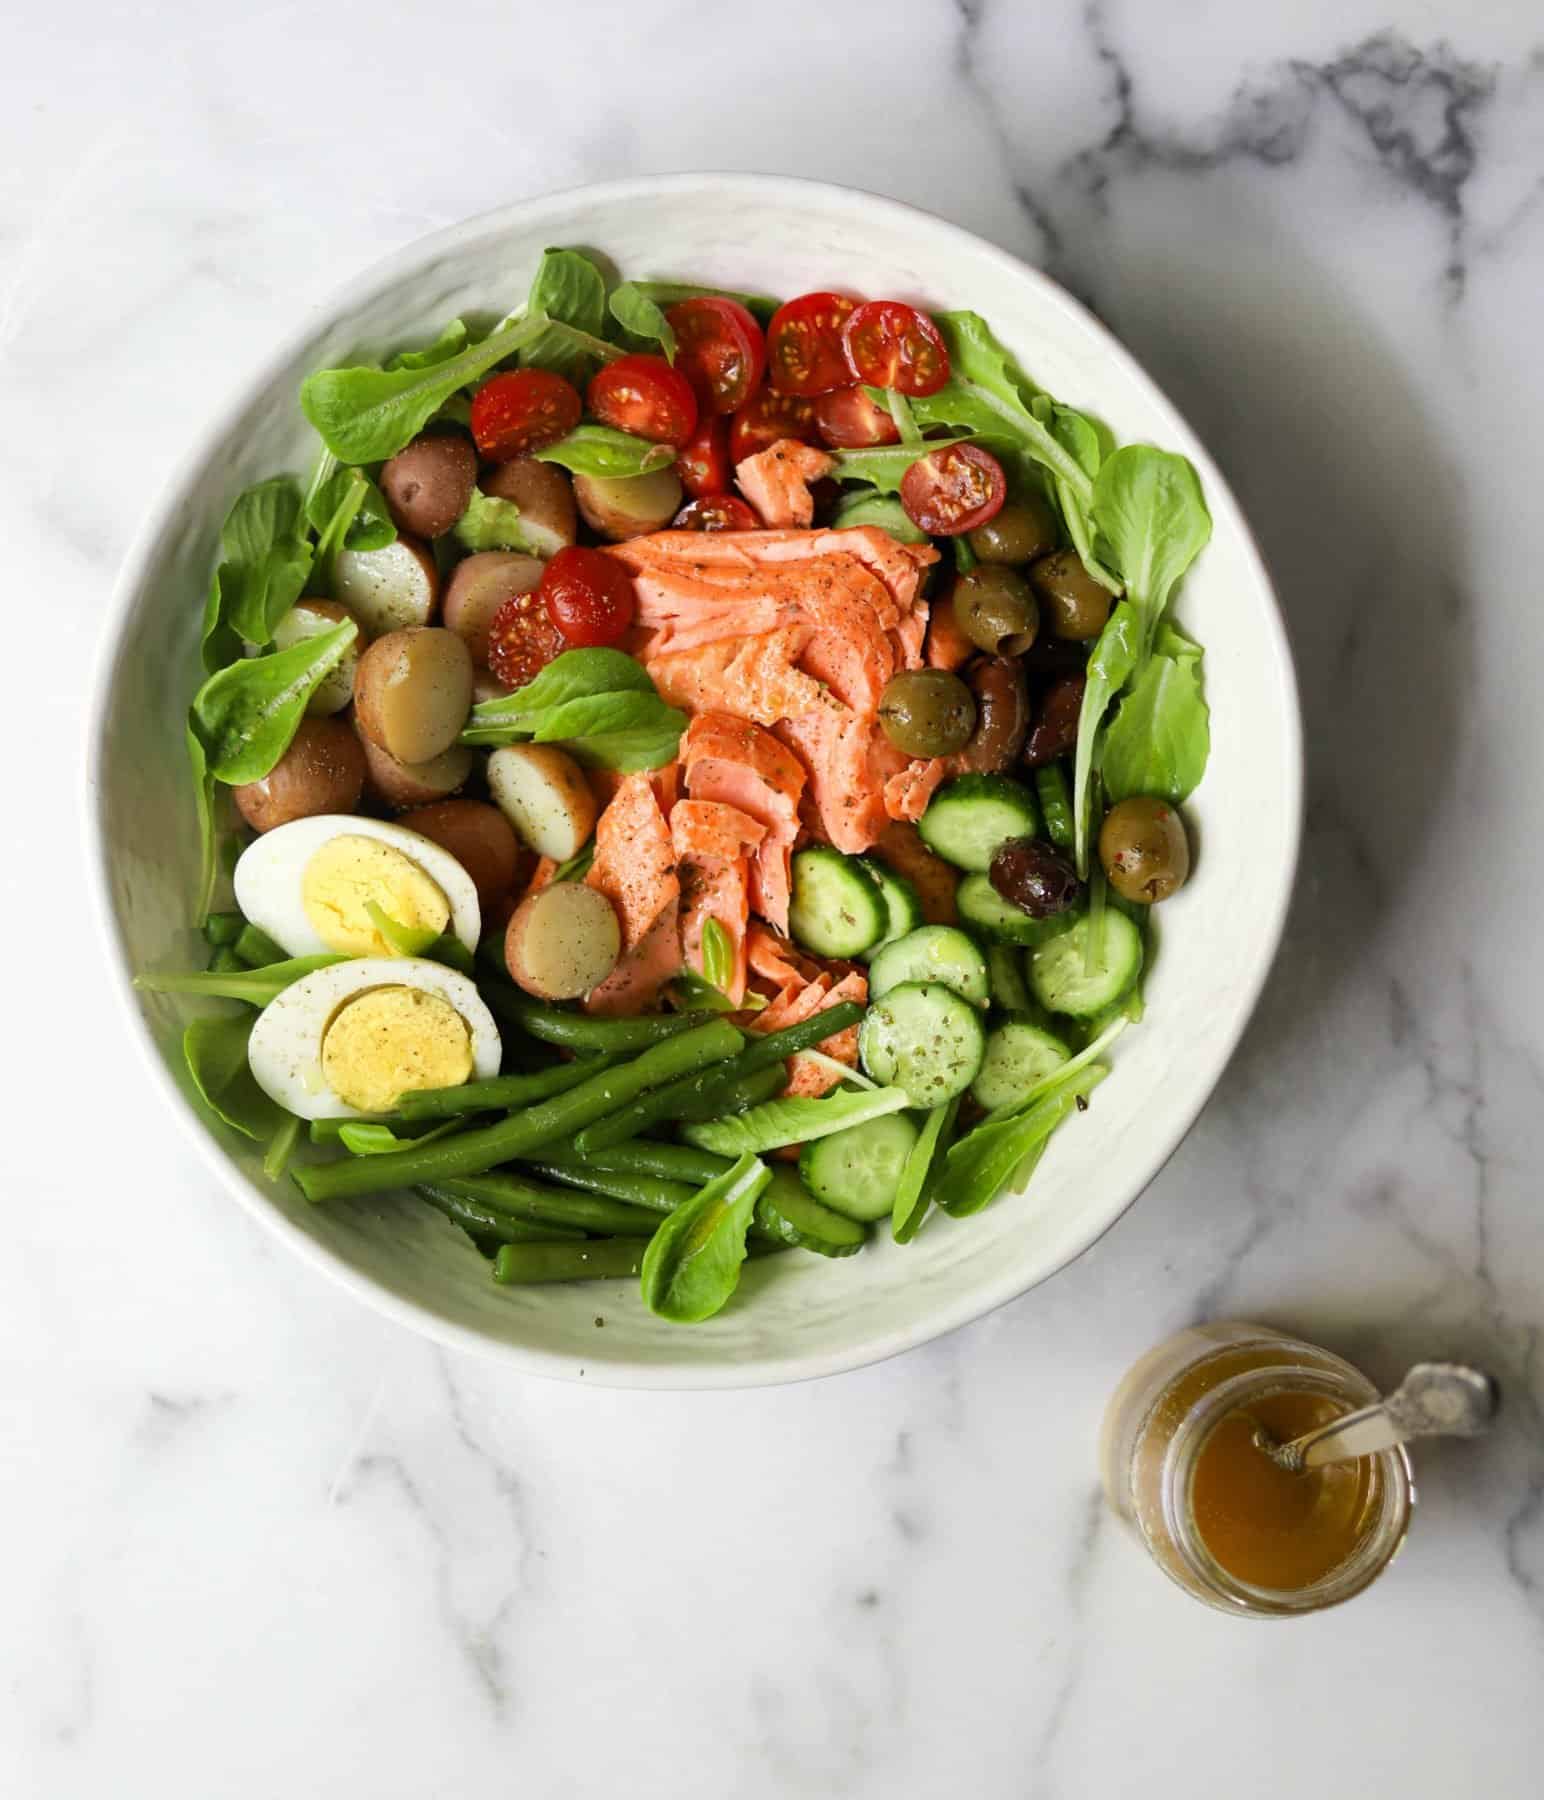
[521,249,608,379]
[626,280,779,325]
[1037,401,1121,593]
[300,312,546,464]
[892,1097,958,1244]
[682,1085,910,1157]
[339,1119,460,1156]
[828,439,965,495]
[207,477,315,652]
[450,488,545,556]
[364,902,441,958]
[828,491,929,543]
[460,647,684,767]
[466,648,653,732]
[1089,446,1211,660]
[183,1011,283,1140]
[386,318,469,371]
[941,1065,1107,1217]
[190,618,358,785]
[137,954,348,1008]
[308,466,397,558]
[639,1152,771,1323]
[532,425,677,479]
[1101,642,1209,805]
[187,723,218,925]
[608,282,678,360]
[1071,602,1139,873]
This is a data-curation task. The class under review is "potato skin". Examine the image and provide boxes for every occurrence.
[358,735,474,809]
[380,434,478,539]
[442,552,543,666]
[400,798,521,912]
[505,882,621,1001]
[480,458,577,552]
[232,717,366,832]
[353,626,474,764]
[573,468,682,541]
[332,536,439,636]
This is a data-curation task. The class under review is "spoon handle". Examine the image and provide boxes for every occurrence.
[1271,1362,1499,1472]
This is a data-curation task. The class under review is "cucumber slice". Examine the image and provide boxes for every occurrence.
[868,925,989,1007]
[756,1166,868,1256]
[857,857,924,961]
[859,981,986,1106]
[1029,910,1144,1018]
[917,773,1041,871]
[957,872,1082,947]
[970,1021,1071,1111]
[799,1112,920,1222]
[985,944,1032,1015]
[789,847,886,958]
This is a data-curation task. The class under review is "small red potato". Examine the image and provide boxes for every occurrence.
[232,717,366,832]
[380,433,477,539]
[353,626,474,765]
[505,882,621,1000]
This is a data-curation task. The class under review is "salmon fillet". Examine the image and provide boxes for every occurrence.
[883,756,951,823]
[735,439,836,529]
[926,595,975,671]
[670,800,763,1006]
[775,708,896,853]
[784,970,869,1096]
[682,715,805,935]
[585,773,679,950]
[890,602,929,672]
[647,624,824,727]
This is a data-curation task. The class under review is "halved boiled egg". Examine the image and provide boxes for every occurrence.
[234,815,481,961]
[247,958,501,1120]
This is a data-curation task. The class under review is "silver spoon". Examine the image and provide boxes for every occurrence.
[1253,1362,1500,1474]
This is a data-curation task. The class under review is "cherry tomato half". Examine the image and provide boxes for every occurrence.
[487,587,565,686]
[539,546,638,648]
[470,368,582,461]
[766,292,858,395]
[665,297,766,415]
[673,494,760,532]
[842,301,951,396]
[815,385,901,449]
[677,416,730,497]
[728,389,819,464]
[899,443,1007,536]
[586,353,698,448]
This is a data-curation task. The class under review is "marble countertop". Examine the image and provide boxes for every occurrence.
[8,0,1544,1792]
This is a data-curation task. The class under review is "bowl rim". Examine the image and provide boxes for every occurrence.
[82,171,1302,1389]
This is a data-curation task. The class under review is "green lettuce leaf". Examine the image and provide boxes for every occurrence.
[532,424,677,479]
[682,1086,910,1156]
[521,249,608,380]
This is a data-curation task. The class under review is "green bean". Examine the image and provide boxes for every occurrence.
[581,1141,733,1185]
[493,1239,646,1284]
[1035,764,1075,850]
[519,1161,695,1215]
[397,1055,616,1121]
[424,1176,661,1237]
[674,1063,785,1121]
[295,1018,742,1203]
[203,911,245,948]
[481,985,712,1053]
[207,945,245,974]
[234,923,287,968]
[573,1002,865,1152]
[416,1185,585,1245]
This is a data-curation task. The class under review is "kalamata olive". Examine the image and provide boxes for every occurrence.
[1099,797,1190,903]
[959,657,1029,773]
[989,836,1084,919]
[878,670,977,759]
[1023,672,1086,767]
[1030,550,1112,641]
[967,494,1059,565]
[952,566,1039,656]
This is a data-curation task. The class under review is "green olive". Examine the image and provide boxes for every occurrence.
[1030,550,1112,641]
[952,567,1039,656]
[878,670,977,759]
[1098,796,1191,903]
[967,495,1059,564]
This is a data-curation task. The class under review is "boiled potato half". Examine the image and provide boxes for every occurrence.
[505,882,621,1001]
[353,626,474,765]
[486,745,596,862]
[333,537,439,635]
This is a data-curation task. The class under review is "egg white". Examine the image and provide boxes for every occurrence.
[233,814,482,960]
[247,957,502,1120]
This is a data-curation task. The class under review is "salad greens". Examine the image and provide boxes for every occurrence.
[385,318,470,371]
[202,478,314,670]
[638,1153,770,1323]
[532,424,677,479]
[308,466,397,572]
[607,282,678,360]
[462,647,686,771]
[190,619,358,784]
[521,248,609,381]
[1100,623,1209,806]
[682,1085,910,1157]
[183,1013,284,1140]
[622,279,779,324]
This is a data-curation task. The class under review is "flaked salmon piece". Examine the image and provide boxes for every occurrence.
[797,585,895,712]
[926,595,975,671]
[683,715,805,934]
[775,707,895,853]
[670,798,766,861]
[890,601,929,672]
[735,439,836,529]
[883,756,952,823]
[647,624,824,727]
[875,820,959,924]
[755,971,831,1035]
[677,856,751,1005]
[784,970,870,1096]
[585,896,681,1015]
[585,773,678,951]
[746,922,823,994]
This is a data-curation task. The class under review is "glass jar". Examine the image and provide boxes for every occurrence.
[1100,1322,1415,1617]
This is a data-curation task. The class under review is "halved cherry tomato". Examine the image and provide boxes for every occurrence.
[471,368,582,461]
[586,353,698,448]
[487,588,566,685]
[665,297,766,414]
[814,385,901,449]
[539,546,637,648]
[899,444,1007,536]
[842,301,951,396]
[728,389,819,464]
[766,292,858,395]
[673,494,760,533]
[677,416,730,497]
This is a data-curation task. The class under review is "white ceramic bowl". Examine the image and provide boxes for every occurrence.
[87,175,1300,1389]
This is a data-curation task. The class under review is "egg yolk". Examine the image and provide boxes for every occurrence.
[320,986,473,1114]
[302,835,450,956]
